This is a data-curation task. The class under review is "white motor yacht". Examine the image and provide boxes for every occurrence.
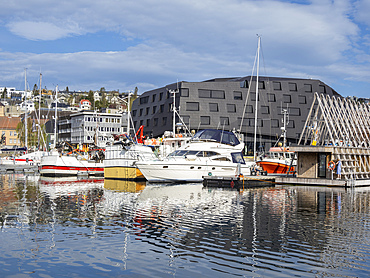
[135,129,255,183]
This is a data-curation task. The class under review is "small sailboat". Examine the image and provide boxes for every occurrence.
[39,86,104,177]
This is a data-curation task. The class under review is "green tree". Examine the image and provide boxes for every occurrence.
[33,84,38,96]
[1,87,6,99]
[101,92,108,108]
[16,118,47,150]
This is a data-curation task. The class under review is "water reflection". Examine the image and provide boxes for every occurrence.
[0,174,369,277]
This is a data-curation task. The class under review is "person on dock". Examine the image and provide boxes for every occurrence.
[336,159,342,179]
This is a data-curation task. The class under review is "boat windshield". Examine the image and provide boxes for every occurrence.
[168,150,220,157]
[192,129,240,146]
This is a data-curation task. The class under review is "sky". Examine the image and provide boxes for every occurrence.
[1,0,370,98]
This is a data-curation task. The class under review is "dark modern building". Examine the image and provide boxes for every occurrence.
[131,76,341,153]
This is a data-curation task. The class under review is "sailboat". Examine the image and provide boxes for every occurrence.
[39,86,104,177]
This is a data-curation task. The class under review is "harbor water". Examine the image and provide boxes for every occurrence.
[0,174,369,277]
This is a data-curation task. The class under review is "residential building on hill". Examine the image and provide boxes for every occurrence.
[131,76,341,153]
[0,116,21,147]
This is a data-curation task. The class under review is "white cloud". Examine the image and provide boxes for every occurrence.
[0,0,369,97]
[7,21,82,41]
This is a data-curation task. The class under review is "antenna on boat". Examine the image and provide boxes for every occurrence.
[253,35,261,162]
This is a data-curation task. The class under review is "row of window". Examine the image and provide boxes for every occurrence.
[134,116,295,128]
[186,102,302,116]
[240,80,327,94]
[2,131,18,136]
[140,89,186,105]
[83,116,121,123]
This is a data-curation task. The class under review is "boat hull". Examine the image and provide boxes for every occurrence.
[258,161,294,175]
[39,153,104,177]
[137,160,253,183]
[104,166,145,181]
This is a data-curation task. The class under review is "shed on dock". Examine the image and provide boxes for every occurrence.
[283,93,370,187]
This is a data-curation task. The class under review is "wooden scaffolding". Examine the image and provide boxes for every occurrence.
[298,93,370,180]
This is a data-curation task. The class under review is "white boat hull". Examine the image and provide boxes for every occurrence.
[40,152,104,177]
[137,160,254,183]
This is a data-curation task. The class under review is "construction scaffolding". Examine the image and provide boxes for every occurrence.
[298,92,370,180]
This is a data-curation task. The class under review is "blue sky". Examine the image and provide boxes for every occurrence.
[0,0,370,98]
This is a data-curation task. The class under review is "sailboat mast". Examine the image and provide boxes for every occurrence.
[54,85,58,148]
[24,68,28,152]
[173,89,176,137]
[253,36,261,161]
[38,73,42,149]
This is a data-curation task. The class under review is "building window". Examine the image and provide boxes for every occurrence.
[152,106,157,114]
[146,107,149,115]
[304,84,312,92]
[287,120,295,128]
[181,88,189,97]
[234,91,242,100]
[168,103,172,112]
[258,81,265,89]
[159,92,163,101]
[146,119,150,127]
[245,105,253,114]
[167,91,171,99]
[182,116,190,125]
[283,94,291,103]
[273,81,282,90]
[319,85,326,94]
[140,96,149,104]
[200,116,210,125]
[298,95,306,104]
[240,80,249,88]
[162,117,167,125]
[160,104,164,113]
[186,102,199,111]
[289,107,301,116]
[139,109,143,116]
[220,117,229,126]
[271,119,279,128]
[140,120,143,126]
[261,106,270,114]
[198,89,225,99]
[289,83,297,91]
[152,94,156,102]
[153,118,158,126]
[209,103,219,112]
[251,92,260,101]
[267,93,276,102]
[227,104,236,113]
[212,90,225,99]
[199,89,211,98]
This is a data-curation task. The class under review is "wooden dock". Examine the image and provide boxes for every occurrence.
[203,174,370,188]
[275,176,370,187]
[0,164,39,174]
[203,175,276,189]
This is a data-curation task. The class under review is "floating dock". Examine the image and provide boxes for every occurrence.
[203,175,275,189]
[0,164,39,174]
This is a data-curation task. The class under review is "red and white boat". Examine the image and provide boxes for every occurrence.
[257,146,296,174]
[257,108,296,175]
[0,150,47,166]
[39,149,104,177]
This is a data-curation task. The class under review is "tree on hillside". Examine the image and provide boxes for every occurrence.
[1,87,7,99]
[33,84,38,96]
[16,118,47,150]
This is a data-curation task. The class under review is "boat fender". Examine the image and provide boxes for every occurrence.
[328,160,335,171]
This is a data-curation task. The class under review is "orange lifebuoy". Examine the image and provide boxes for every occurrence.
[328,160,335,171]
